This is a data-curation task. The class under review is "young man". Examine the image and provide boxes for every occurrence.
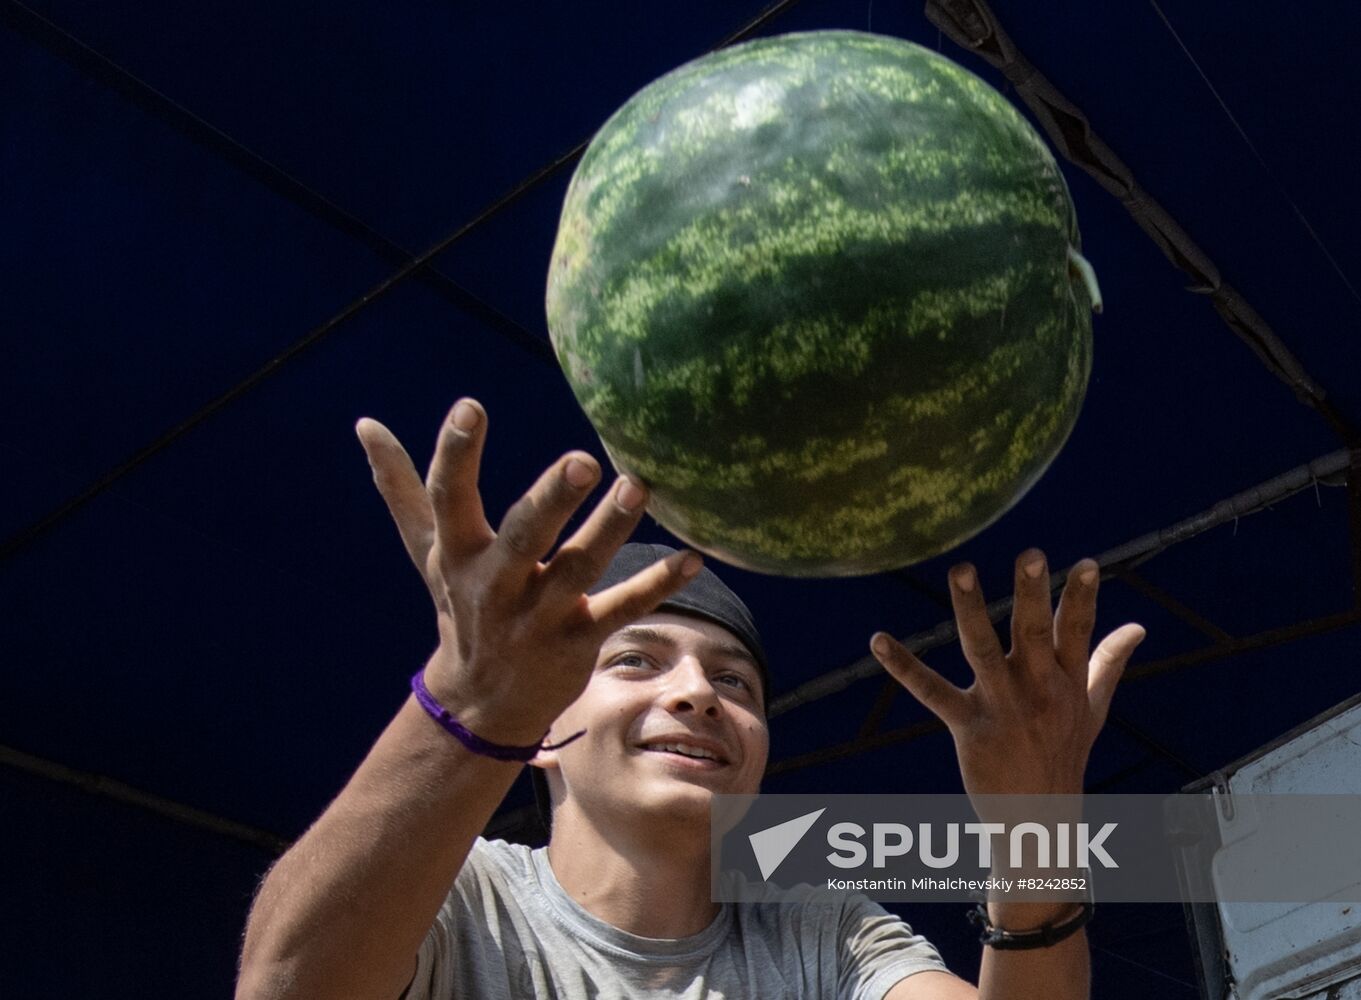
[235,398,1145,1000]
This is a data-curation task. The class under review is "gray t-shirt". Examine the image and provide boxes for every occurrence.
[404,837,949,999]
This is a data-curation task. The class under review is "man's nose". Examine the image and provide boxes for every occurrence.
[663,656,721,716]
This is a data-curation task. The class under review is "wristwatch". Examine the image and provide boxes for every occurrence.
[966,867,1095,951]
[966,898,1095,950]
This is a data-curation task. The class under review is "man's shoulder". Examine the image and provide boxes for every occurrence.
[468,835,535,864]
[464,836,538,878]
[452,836,542,903]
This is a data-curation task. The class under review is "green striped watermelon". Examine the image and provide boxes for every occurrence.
[546,30,1098,577]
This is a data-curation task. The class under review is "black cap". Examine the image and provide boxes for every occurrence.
[587,542,769,687]
[529,543,768,837]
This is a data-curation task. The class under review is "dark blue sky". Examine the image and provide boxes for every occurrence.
[3,1,1359,994]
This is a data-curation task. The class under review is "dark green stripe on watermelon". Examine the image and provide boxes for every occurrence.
[547,31,1094,576]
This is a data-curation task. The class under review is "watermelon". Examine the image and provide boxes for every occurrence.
[546,30,1098,577]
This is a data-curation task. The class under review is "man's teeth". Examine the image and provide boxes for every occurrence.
[650,742,719,761]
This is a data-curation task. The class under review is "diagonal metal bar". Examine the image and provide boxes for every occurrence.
[856,678,903,738]
[711,0,806,47]
[1114,570,1233,643]
[1086,757,1160,794]
[767,718,945,776]
[1123,609,1361,684]
[769,448,1354,719]
[1105,715,1202,779]
[887,567,954,610]
[0,0,806,563]
[857,568,956,735]
[0,742,290,856]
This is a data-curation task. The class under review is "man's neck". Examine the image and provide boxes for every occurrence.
[545,808,718,939]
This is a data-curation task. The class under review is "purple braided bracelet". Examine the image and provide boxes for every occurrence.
[410,668,584,761]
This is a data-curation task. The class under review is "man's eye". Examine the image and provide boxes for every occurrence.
[717,673,752,691]
[611,653,651,669]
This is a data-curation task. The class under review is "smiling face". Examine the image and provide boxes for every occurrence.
[537,611,770,835]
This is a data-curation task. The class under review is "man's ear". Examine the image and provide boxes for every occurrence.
[527,751,558,773]
[528,735,562,773]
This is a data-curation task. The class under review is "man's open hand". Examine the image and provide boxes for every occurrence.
[869,549,1145,797]
[355,398,701,747]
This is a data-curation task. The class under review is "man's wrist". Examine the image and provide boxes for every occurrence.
[418,655,555,749]
[970,898,1093,950]
[986,899,1084,931]
[982,857,1094,941]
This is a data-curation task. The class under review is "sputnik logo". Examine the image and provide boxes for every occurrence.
[748,808,826,880]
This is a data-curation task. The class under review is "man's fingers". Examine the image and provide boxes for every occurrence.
[540,477,650,603]
[492,451,602,578]
[949,563,1007,678]
[586,549,704,636]
[1087,623,1147,732]
[1054,558,1100,680]
[356,417,436,573]
[426,398,495,560]
[1009,548,1056,677]
[871,633,970,728]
